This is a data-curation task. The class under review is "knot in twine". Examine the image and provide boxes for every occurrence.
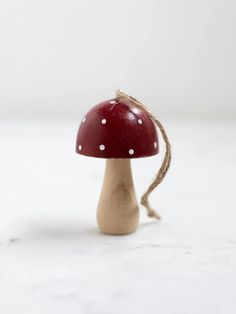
[116,90,172,220]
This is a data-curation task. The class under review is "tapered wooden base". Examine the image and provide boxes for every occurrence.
[97,159,139,235]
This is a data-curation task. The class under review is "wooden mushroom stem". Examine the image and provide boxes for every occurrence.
[97,159,139,235]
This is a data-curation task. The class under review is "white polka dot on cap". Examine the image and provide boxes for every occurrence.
[101,119,107,124]
[99,144,105,151]
[138,119,143,124]
[129,149,134,155]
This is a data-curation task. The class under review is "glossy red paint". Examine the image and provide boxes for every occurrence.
[76,97,159,159]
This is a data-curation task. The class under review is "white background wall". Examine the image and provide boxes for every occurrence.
[0,0,235,119]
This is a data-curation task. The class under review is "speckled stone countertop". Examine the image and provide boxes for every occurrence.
[0,119,235,314]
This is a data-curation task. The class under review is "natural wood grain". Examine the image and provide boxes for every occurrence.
[97,159,139,235]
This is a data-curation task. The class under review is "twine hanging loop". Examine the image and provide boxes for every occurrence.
[116,90,172,220]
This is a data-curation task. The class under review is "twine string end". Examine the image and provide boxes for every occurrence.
[116,90,171,220]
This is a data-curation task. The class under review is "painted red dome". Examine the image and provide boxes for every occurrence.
[76,97,159,159]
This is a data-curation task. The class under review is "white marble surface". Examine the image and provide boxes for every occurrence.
[0,118,235,314]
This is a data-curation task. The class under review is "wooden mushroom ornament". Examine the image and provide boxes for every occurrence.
[76,90,171,235]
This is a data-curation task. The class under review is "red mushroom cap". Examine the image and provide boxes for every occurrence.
[76,97,159,159]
